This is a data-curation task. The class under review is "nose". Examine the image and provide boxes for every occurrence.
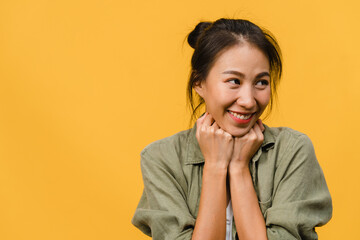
[236,85,256,109]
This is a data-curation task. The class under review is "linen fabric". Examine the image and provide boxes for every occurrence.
[132,123,332,240]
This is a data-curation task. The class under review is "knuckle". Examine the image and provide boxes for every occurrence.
[225,134,233,142]
[259,135,264,141]
[215,129,222,135]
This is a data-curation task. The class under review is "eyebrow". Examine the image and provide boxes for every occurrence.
[222,70,270,78]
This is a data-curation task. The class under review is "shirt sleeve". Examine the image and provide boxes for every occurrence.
[265,134,333,240]
[132,147,196,240]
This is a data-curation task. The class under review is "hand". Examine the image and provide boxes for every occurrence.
[196,113,234,170]
[229,119,265,172]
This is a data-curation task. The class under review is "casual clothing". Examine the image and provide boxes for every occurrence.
[226,200,234,240]
[132,123,332,239]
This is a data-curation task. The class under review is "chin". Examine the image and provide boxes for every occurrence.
[230,131,248,138]
[225,127,250,138]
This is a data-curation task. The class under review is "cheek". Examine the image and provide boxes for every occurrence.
[257,90,271,109]
[206,88,231,108]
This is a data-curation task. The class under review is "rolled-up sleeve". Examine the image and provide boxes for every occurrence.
[132,147,195,240]
[265,134,332,239]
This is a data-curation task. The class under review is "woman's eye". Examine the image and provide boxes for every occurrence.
[256,80,269,86]
[229,79,240,85]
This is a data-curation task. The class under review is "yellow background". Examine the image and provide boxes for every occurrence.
[0,0,359,239]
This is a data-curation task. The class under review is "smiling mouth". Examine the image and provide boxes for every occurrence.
[228,110,254,120]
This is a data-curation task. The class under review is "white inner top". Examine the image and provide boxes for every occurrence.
[226,200,233,240]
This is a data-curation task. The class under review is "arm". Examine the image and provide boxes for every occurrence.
[228,120,268,240]
[191,113,233,240]
[192,164,228,240]
[264,133,332,239]
[132,113,234,240]
[228,126,332,240]
[229,167,267,240]
[132,147,196,240]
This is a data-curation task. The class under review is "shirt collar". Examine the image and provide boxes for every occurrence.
[185,122,275,165]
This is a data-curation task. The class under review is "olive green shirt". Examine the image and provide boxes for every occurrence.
[132,124,332,239]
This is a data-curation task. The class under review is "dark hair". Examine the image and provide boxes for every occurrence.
[187,18,282,124]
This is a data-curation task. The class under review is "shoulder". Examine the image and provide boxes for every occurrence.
[264,126,316,167]
[266,126,314,151]
[140,128,193,170]
[141,128,191,156]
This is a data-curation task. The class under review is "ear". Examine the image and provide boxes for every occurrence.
[193,80,206,98]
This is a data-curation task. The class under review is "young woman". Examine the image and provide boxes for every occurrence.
[132,18,332,240]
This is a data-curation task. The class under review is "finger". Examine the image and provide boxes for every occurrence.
[196,112,208,139]
[215,128,224,135]
[257,119,265,132]
[248,127,256,138]
[253,122,264,141]
[200,112,207,119]
[203,113,214,126]
[212,122,219,130]
[223,131,234,142]
[197,112,208,124]
[196,112,208,130]
[253,122,260,134]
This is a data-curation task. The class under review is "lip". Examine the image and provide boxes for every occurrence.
[227,110,255,124]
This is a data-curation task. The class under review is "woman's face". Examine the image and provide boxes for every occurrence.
[194,42,271,137]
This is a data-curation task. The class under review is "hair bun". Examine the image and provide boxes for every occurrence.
[187,22,212,49]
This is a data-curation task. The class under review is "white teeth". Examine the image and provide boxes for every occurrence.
[229,111,252,120]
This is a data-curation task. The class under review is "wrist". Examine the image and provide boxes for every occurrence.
[228,163,250,176]
[203,162,228,176]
